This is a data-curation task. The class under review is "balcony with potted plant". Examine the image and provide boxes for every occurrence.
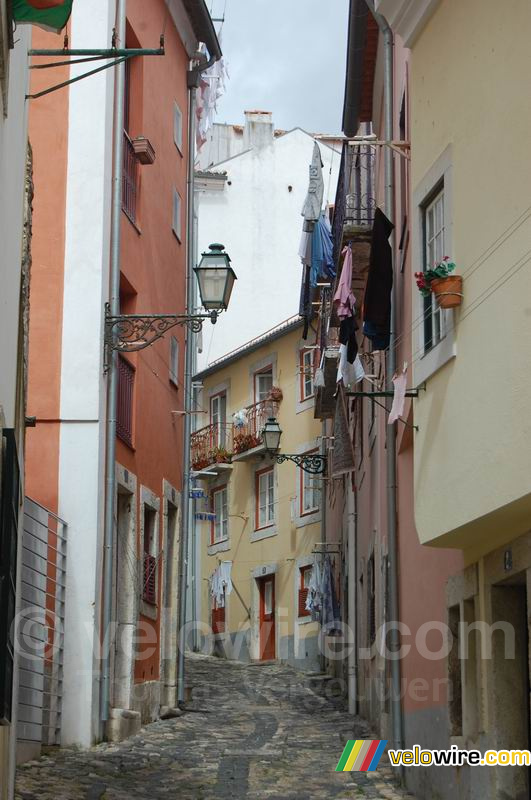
[191,423,234,479]
[231,392,282,462]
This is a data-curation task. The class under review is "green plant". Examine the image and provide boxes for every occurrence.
[415,256,456,297]
[209,446,232,463]
[233,432,261,454]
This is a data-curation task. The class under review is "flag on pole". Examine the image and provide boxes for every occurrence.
[12,0,73,34]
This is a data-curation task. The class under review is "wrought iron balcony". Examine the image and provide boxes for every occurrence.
[191,423,234,474]
[231,398,281,461]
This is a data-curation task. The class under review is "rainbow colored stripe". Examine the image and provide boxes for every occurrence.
[335,739,388,772]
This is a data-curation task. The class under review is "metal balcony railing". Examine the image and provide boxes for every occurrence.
[331,133,375,263]
[233,399,280,455]
[191,423,234,472]
[122,131,138,223]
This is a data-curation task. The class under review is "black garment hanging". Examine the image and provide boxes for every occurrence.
[339,316,358,364]
[363,207,395,342]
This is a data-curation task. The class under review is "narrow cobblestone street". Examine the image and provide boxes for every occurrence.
[16,655,412,800]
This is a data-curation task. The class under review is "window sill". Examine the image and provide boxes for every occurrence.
[122,207,142,235]
[296,396,315,415]
[251,526,277,543]
[414,329,456,386]
[295,510,321,529]
[139,598,158,621]
[297,615,314,626]
[207,539,230,556]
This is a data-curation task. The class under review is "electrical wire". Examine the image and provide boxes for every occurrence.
[383,204,531,361]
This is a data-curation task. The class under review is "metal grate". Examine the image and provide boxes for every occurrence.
[122,131,138,223]
[143,554,157,605]
[17,498,67,746]
[0,429,19,725]
[211,604,225,634]
[117,355,134,447]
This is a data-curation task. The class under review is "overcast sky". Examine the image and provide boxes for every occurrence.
[209,0,350,134]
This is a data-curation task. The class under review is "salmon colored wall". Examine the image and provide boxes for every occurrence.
[25,28,69,514]
[119,1,190,684]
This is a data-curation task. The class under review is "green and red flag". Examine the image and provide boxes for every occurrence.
[12,0,73,34]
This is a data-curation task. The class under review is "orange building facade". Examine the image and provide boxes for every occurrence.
[25,0,219,748]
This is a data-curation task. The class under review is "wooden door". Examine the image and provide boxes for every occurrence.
[259,576,275,660]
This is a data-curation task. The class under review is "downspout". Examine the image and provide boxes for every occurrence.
[319,422,327,674]
[365,0,404,759]
[176,49,218,705]
[347,481,357,715]
[101,0,126,726]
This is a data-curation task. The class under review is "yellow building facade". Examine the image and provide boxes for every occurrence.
[383,0,531,796]
[192,318,326,670]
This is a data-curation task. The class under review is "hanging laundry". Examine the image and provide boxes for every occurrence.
[210,561,233,608]
[363,208,394,350]
[337,347,365,387]
[333,245,356,320]
[299,230,312,267]
[196,35,229,152]
[301,142,324,225]
[299,263,312,340]
[320,556,341,633]
[309,212,335,288]
[388,365,408,425]
[339,316,358,364]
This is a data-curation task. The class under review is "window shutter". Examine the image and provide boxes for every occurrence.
[169,336,179,385]
[174,103,183,151]
[298,587,309,618]
[172,189,182,241]
[143,553,157,605]
[212,604,225,634]
[0,429,19,724]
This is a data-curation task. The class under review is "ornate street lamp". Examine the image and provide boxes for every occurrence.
[104,242,236,368]
[194,243,237,315]
[262,417,327,475]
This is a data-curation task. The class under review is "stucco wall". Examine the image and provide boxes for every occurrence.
[410,0,531,555]
[197,325,323,669]
[196,127,340,368]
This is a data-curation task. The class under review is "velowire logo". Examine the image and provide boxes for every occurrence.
[336,739,388,772]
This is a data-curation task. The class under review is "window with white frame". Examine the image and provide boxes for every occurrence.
[423,186,446,352]
[211,486,228,544]
[300,348,315,401]
[173,102,183,152]
[256,467,275,529]
[300,453,320,515]
[210,392,227,448]
[172,188,182,241]
[254,366,273,403]
[169,336,179,386]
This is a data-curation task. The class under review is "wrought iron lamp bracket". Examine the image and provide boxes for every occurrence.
[274,453,328,475]
[104,304,216,371]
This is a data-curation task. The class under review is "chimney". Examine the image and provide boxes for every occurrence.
[243,110,274,150]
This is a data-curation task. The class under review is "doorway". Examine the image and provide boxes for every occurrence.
[161,499,179,706]
[258,575,276,660]
[491,574,530,799]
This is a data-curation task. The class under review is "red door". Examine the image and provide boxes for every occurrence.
[259,576,275,660]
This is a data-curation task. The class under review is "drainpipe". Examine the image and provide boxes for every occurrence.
[319,421,327,674]
[101,0,126,727]
[176,50,218,705]
[365,0,404,759]
[347,482,357,715]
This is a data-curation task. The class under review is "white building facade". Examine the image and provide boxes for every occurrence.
[195,112,341,369]
[0,3,30,797]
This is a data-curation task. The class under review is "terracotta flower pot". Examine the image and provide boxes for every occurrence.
[431,275,463,309]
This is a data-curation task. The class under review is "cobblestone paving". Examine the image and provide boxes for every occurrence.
[16,655,414,800]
